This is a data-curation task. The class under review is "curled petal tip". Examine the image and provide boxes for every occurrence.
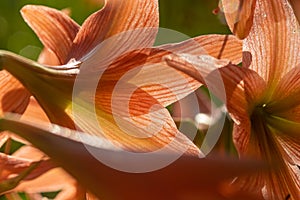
[220,0,257,39]
[20,5,42,17]
[21,4,80,64]
[20,4,30,13]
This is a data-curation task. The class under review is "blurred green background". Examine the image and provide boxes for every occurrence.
[0,0,230,61]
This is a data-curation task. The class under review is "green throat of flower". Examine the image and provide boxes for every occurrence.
[250,103,277,160]
[250,103,298,198]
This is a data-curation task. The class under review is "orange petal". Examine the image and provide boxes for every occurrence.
[13,145,46,161]
[68,0,159,60]
[243,0,300,89]
[74,52,204,155]
[77,52,202,155]
[220,0,257,39]
[164,54,268,153]
[0,131,29,147]
[0,153,55,182]
[212,66,265,156]
[223,160,270,199]
[232,120,252,157]
[37,48,61,66]
[71,99,201,155]
[164,53,231,89]
[0,115,267,199]
[266,116,300,165]
[15,168,86,200]
[0,71,30,116]
[277,134,300,166]
[0,133,9,147]
[96,52,200,109]
[230,167,266,199]
[83,34,242,111]
[247,110,300,199]
[21,97,49,123]
[268,66,300,114]
[158,34,243,64]
[164,54,266,117]
[218,66,267,121]
[81,34,242,74]
[21,5,80,64]
[12,142,86,198]
[232,117,300,199]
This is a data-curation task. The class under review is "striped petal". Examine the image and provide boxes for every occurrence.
[220,0,257,39]
[75,35,241,152]
[81,34,242,113]
[68,0,159,61]
[0,71,30,115]
[15,168,86,200]
[158,34,243,65]
[37,48,61,66]
[0,153,55,192]
[207,65,266,155]
[21,97,49,123]
[243,0,300,90]
[268,67,300,115]
[21,5,80,64]
[70,96,201,155]
[266,116,300,165]
[164,54,266,116]
[0,98,46,147]
[233,114,300,199]
[164,53,268,155]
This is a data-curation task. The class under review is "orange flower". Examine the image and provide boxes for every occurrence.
[166,0,300,199]
[1,0,242,154]
[0,0,279,198]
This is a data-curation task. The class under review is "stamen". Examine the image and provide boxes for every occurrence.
[262,103,267,108]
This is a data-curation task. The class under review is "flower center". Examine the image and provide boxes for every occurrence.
[249,103,279,161]
[249,103,299,199]
[251,103,270,122]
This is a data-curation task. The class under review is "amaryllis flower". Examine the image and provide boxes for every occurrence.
[0,0,242,154]
[166,0,300,199]
[0,0,266,198]
[0,0,244,197]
